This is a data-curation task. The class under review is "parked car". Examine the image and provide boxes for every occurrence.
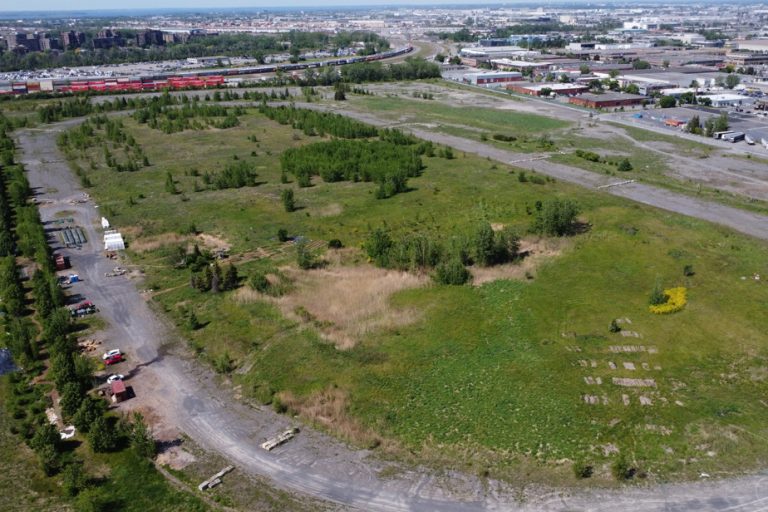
[104,354,123,366]
[106,374,124,383]
[102,349,121,360]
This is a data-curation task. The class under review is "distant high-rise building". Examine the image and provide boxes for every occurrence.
[136,29,164,47]
[15,33,40,52]
[61,30,85,50]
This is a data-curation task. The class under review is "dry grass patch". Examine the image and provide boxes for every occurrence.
[234,261,428,349]
[277,388,384,448]
[470,237,570,286]
[196,233,230,251]
[128,231,189,253]
[276,265,428,349]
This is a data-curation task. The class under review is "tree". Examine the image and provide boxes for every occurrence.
[472,222,496,267]
[223,264,239,290]
[59,381,85,418]
[88,416,118,453]
[617,158,633,172]
[658,96,676,108]
[364,227,393,267]
[704,117,716,137]
[164,171,178,194]
[296,239,314,270]
[130,412,156,458]
[683,264,695,277]
[531,199,580,236]
[280,188,295,212]
[714,112,729,132]
[624,83,640,94]
[579,63,590,75]
[277,228,289,242]
[73,396,106,433]
[685,115,702,134]
[539,87,553,97]
[649,280,667,306]
[609,319,621,333]
[632,60,651,69]
[725,73,741,89]
[62,461,88,497]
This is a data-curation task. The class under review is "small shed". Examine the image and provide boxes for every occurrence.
[101,217,110,230]
[104,231,125,251]
[110,380,127,403]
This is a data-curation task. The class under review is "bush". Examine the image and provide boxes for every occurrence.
[609,319,621,333]
[433,258,471,285]
[573,461,594,479]
[683,264,695,277]
[296,240,314,270]
[281,189,296,212]
[328,238,343,249]
[612,457,636,480]
[250,271,270,293]
[649,287,687,314]
[617,158,633,172]
[62,461,88,497]
[277,228,289,242]
[648,280,667,306]
[531,199,580,236]
[575,149,601,162]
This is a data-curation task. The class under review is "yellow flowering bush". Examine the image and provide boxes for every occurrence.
[649,287,687,314]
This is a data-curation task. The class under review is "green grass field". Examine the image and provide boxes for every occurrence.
[60,106,768,485]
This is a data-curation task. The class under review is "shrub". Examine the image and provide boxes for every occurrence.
[328,239,343,249]
[649,287,687,314]
[531,199,580,236]
[573,461,594,479]
[575,149,601,162]
[281,189,296,212]
[277,228,289,242]
[649,280,667,306]
[250,271,270,293]
[617,158,633,172]
[612,457,636,480]
[433,258,471,285]
[609,319,621,333]
[296,240,314,270]
[683,264,695,277]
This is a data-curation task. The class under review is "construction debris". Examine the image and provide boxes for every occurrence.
[198,465,234,491]
[261,427,300,451]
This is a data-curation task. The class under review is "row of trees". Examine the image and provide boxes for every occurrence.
[134,101,244,133]
[684,113,729,137]
[1,111,156,502]
[339,57,442,84]
[258,105,379,138]
[280,139,424,198]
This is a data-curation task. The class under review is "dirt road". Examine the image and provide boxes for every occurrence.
[13,117,768,511]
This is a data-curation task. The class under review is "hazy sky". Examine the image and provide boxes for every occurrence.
[0,0,537,13]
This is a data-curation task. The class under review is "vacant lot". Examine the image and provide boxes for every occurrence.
[59,104,768,485]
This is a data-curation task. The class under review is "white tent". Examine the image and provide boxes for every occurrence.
[104,231,125,251]
[101,217,110,229]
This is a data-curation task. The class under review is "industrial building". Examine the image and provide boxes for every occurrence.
[569,92,646,109]
[507,82,589,96]
[702,93,754,108]
[462,71,523,86]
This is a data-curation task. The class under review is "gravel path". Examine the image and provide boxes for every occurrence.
[12,116,768,512]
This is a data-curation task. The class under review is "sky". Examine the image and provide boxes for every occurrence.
[1,0,546,13]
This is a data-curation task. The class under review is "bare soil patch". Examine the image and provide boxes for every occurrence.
[128,231,188,253]
[470,237,569,286]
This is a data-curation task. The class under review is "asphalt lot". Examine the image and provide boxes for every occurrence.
[11,109,768,511]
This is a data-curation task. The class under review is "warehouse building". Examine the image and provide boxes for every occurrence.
[463,71,523,86]
[569,92,646,109]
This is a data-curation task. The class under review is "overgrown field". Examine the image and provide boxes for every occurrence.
[59,105,768,486]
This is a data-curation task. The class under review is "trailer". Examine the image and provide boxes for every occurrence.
[713,130,735,140]
[54,254,67,271]
[724,132,745,143]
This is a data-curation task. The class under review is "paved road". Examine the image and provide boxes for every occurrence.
[13,117,768,512]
